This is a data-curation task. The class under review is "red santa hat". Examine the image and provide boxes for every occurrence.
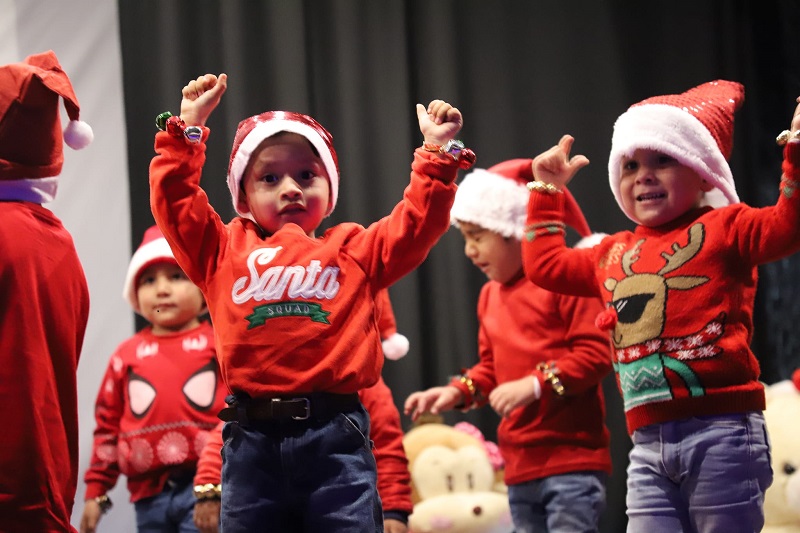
[0,50,93,180]
[122,225,178,314]
[608,80,744,222]
[227,111,339,219]
[376,288,410,361]
[451,158,599,245]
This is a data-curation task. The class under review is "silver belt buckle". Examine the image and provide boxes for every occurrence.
[291,397,311,420]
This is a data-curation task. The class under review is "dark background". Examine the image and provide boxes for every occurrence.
[118,2,800,530]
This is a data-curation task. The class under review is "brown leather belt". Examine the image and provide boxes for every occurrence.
[218,393,360,422]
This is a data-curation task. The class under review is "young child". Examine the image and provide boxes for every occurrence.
[148,72,473,532]
[404,159,613,533]
[80,225,228,533]
[191,289,413,533]
[522,81,800,532]
[0,50,92,532]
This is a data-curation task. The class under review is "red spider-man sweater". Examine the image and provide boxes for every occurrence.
[84,321,228,502]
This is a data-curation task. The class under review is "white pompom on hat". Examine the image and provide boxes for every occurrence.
[227,111,339,219]
[0,50,93,180]
[122,225,178,314]
[608,80,744,223]
[451,158,596,242]
[376,288,410,361]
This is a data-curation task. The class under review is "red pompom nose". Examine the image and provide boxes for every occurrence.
[792,369,800,392]
[595,306,618,331]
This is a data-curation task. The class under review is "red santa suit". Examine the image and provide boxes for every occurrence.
[0,51,92,532]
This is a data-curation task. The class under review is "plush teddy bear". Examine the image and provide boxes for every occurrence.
[763,369,800,533]
[403,422,514,533]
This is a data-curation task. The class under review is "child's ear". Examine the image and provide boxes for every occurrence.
[700,179,714,192]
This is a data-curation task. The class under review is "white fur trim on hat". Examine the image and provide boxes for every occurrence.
[608,104,740,223]
[122,237,176,314]
[382,332,410,361]
[227,120,339,219]
[450,168,529,239]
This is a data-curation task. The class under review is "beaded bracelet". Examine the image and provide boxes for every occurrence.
[193,483,222,501]
[93,494,113,514]
[155,111,203,144]
[535,362,565,396]
[526,181,562,194]
[422,140,477,170]
[776,129,800,146]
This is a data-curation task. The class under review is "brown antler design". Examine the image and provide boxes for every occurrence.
[658,223,705,275]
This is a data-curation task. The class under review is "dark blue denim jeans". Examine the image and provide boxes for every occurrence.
[220,402,382,533]
[507,471,607,533]
[134,476,198,532]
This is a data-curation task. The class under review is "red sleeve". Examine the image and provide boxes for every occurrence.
[193,421,224,487]
[450,284,496,406]
[360,378,413,515]
[83,351,127,499]
[522,191,602,297]
[544,292,613,396]
[149,129,228,291]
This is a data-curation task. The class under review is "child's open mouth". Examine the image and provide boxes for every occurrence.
[637,192,666,202]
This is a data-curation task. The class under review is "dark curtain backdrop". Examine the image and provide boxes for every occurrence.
[118,2,800,531]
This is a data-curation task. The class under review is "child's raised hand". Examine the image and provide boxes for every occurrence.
[791,96,800,133]
[416,100,464,147]
[532,134,590,189]
[179,73,228,127]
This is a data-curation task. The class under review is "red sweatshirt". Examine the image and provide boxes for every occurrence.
[84,321,228,502]
[522,142,800,434]
[450,276,613,485]
[150,130,457,398]
[0,202,89,533]
[194,377,413,518]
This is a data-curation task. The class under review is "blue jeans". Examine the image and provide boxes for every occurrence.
[626,412,773,533]
[507,471,607,533]
[220,402,382,533]
[134,476,198,532]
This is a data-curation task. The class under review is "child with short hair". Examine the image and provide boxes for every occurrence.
[149,72,472,532]
[522,80,800,532]
[80,225,227,533]
[0,50,92,532]
[404,159,613,533]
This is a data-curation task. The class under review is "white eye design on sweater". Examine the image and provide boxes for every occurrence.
[183,361,218,411]
[129,370,157,418]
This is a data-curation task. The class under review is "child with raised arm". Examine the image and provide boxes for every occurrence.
[149,72,473,532]
[80,225,227,533]
[404,159,613,533]
[523,81,800,532]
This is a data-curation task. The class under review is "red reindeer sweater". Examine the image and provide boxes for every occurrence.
[522,142,800,433]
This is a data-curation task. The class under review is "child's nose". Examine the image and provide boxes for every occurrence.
[279,177,303,199]
[635,167,655,183]
[464,241,478,258]
[155,277,172,293]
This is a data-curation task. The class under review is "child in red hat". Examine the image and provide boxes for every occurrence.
[523,81,800,532]
[149,72,472,532]
[405,158,613,533]
[80,225,227,533]
[192,289,413,533]
[0,50,92,532]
